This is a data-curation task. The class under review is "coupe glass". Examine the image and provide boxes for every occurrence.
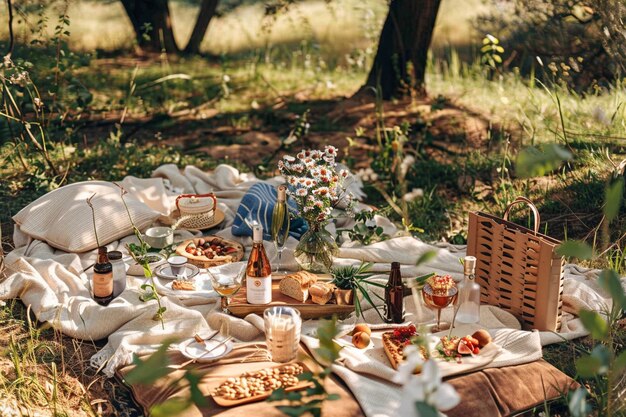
[207,262,246,313]
[422,284,458,332]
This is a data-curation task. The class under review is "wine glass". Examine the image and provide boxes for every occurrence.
[422,283,458,332]
[207,262,246,313]
[271,198,290,277]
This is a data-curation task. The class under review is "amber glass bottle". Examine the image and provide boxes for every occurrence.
[246,225,272,304]
[384,262,405,323]
[92,246,113,306]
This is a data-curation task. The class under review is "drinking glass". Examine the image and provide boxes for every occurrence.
[271,205,290,277]
[264,306,301,362]
[207,262,246,313]
[422,284,458,332]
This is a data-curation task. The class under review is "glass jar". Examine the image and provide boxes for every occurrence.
[108,250,127,298]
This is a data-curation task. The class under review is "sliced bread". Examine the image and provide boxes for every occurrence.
[309,282,335,305]
[279,271,318,302]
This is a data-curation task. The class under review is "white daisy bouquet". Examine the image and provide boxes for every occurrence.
[278,145,351,224]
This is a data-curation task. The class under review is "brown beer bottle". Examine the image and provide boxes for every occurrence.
[92,246,113,306]
[384,262,405,323]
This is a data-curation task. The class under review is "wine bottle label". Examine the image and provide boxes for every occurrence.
[246,275,272,304]
[93,272,113,298]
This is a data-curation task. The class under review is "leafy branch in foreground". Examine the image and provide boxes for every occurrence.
[267,316,342,417]
[113,182,166,327]
[124,339,208,417]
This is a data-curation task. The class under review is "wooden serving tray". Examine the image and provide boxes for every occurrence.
[228,282,354,319]
[211,362,313,407]
[175,236,244,268]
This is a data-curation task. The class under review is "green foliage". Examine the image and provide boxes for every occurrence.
[603,178,624,223]
[330,262,374,290]
[556,240,593,260]
[337,210,391,246]
[480,34,504,70]
[515,143,572,178]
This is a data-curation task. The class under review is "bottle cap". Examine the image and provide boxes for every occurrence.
[108,250,122,260]
[464,256,477,274]
[391,261,400,270]
[252,224,263,242]
[277,185,287,202]
[98,246,107,254]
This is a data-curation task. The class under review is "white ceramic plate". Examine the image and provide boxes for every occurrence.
[155,263,199,280]
[163,276,217,298]
[179,337,233,362]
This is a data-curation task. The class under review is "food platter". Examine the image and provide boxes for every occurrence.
[210,362,313,407]
[175,236,245,268]
[228,282,354,319]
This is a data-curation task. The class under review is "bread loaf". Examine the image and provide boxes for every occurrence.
[309,282,334,305]
[279,271,318,302]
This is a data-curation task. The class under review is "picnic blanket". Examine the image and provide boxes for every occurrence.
[1,164,623,417]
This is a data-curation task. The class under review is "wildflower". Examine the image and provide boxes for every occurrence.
[394,357,460,416]
[403,188,424,202]
[284,155,296,163]
[296,188,308,197]
[399,155,416,178]
[297,151,306,160]
[325,145,338,157]
[339,169,349,178]
[314,187,330,197]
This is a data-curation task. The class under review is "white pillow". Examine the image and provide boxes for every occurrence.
[13,181,162,253]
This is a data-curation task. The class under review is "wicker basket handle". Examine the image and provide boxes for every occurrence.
[503,196,540,233]
[175,193,217,211]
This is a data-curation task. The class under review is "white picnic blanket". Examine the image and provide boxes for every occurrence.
[1,164,623,417]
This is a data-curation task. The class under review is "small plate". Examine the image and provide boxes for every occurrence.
[155,263,199,280]
[179,337,233,362]
[163,276,216,297]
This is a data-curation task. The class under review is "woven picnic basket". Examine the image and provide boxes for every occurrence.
[173,193,217,229]
[467,196,565,332]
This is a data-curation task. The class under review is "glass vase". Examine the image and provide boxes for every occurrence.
[294,223,338,273]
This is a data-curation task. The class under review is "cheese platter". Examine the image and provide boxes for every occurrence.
[175,236,245,268]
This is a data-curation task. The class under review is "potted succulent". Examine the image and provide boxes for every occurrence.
[330,262,385,319]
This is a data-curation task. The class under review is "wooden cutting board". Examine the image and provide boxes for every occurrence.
[228,282,354,319]
[210,362,313,407]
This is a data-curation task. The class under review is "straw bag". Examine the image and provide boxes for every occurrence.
[467,196,565,331]
[174,193,217,229]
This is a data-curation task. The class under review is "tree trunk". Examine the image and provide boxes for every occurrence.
[183,0,219,55]
[120,0,179,54]
[364,0,442,99]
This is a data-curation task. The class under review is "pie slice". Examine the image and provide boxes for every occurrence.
[382,325,427,372]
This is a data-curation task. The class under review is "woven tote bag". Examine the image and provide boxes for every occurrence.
[174,193,217,229]
[467,196,565,331]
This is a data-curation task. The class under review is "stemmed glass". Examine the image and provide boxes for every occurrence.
[271,187,290,277]
[206,262,246,313]
[422,283,458,332]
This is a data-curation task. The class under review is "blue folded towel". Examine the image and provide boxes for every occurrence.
[231,182,308,240]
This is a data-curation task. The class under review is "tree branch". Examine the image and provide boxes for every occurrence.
[5,0,14,57]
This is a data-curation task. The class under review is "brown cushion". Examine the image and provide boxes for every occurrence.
[446,360,578,417]
[117,345,576,417]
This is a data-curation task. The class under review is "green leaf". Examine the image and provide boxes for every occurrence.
[515,144,572,178]
[576,355,601,378]
[568,387,591,417]
[416,250,438,266]
[556,240,593,260]
[184,372,208,407]
[493,55,503,64]
[326,393,341,401]
[614,350,626,372]
[415,402,439,417]
[604,178,624,222]
[125,339,175,385]
[578,310,608,341]
[150,399,191,417]
[598,269,626,309]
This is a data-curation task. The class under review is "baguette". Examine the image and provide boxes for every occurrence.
[279,271,318,302]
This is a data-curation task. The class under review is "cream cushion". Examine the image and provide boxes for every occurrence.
[13,180,166,253]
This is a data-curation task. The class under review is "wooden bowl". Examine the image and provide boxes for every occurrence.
[175,236,245,268]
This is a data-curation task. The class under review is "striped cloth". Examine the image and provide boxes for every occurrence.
[231,182,308,240]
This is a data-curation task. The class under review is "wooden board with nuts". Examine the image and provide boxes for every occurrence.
[211,362,312,407]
